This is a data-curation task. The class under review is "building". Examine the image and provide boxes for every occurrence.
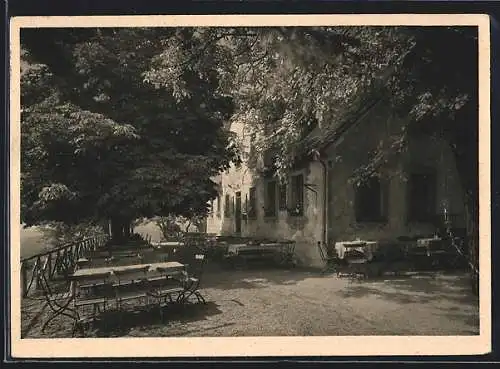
[206,92,466,267]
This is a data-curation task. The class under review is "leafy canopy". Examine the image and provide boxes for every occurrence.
[21,28,240,226]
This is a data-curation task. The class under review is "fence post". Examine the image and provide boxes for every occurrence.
[21,261,28,297]
[47,253,53,280]
[34,257,41,291]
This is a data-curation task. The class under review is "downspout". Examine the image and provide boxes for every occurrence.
[312,149,328,248]
[319,157,328,248]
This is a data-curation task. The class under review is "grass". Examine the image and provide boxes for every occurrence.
[20,225,54,259]
[21,262,479,338]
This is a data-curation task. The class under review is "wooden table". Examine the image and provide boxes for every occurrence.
[69,261,188,334]
[415,237,446,256]
[335,240,379,261]
[71,261,186,280]
[152,241,184,247]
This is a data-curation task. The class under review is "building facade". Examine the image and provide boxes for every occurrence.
[206,98,466,267]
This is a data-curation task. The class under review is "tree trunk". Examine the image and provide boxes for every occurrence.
[447,103,479,295]
[110,217,133,244]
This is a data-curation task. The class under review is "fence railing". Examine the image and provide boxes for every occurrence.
[20,234,109,297]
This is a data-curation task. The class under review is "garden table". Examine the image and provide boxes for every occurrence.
[226,242,295,267]
[71,261,186,280]
[334,240,379,261]
[69,261,187,335]
[414,236,449,258]
[152,241,184,247]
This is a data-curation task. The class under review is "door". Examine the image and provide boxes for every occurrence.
[235,191,242,234]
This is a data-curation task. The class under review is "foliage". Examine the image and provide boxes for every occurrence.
[37,221,107,247]
[143,26,477,183]
[155,215,183,241]
[155,213,205,241]
[21,28,240,228]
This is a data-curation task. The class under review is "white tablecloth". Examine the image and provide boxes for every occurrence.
[334,240,379,261]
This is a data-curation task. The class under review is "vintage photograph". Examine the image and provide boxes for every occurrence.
[11,15,490,357]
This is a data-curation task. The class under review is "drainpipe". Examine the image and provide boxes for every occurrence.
[312,150,328,248]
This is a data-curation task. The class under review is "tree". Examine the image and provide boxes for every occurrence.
[21,28,240,242]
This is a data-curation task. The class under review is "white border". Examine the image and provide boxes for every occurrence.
[10,14,491,358]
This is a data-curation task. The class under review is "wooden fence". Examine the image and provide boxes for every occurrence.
[20,234,109,297]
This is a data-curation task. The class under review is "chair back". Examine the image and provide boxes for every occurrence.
[38,269,73,298]
[317,241,328,262]
[284,242,296,255]
[188,254,206,280]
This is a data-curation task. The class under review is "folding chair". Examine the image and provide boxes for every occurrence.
[317,242,339,275]
[178,254,207,304]
[147,267,186,321]
[37,272,77,333]
[279,241,297,268]
[343,247,370,279]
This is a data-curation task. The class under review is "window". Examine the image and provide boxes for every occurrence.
[224,194,231,218]
[278,183,287,210]
[355,176,388,222]
[209,200,214,215]
[248,187,257,219]
[216,195,221,217]
[264,181,277,217]
[289,174,304,216]
[407,171,437,222]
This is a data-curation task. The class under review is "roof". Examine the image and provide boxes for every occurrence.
[298,84,387,159]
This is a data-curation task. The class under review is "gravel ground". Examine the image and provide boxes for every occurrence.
[22,264,479,338]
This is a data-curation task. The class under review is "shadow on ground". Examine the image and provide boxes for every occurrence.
[335,273,478,306]
[21,262,479,338]
[86,301,223,337]
[200,262,320,290]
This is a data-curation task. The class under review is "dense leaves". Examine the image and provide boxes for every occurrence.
[142,26,477,182]
[21,28,240,230]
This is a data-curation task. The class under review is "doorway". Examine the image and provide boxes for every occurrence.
[235,191,242,234]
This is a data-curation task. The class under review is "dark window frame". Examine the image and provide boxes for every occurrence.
[216,195,221,218]
[278,183,287,210]
[264,180,278,218]
[289,174,304,217]
[354,176,389,223]
[248,187,257,219]
[224,193,231,218]
[407,170,437,223]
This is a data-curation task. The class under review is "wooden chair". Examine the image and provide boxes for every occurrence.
[178,254,207,304]
[279,241,297,268]
[36,271,77,334]
[147,267,186,321]
[343,246,370,279]
[317,242,339,275]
